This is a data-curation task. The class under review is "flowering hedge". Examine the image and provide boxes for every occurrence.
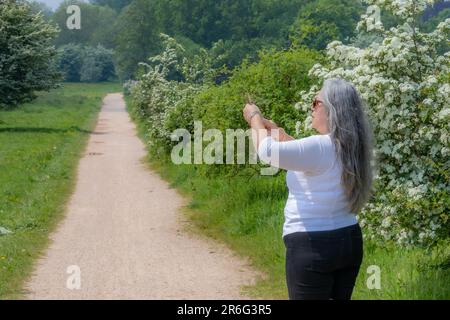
[296,0,449,246]
[130,0,448,247]
[129,35,205,156]
[130,34,322,161]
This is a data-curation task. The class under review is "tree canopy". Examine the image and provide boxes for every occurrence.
[52,0,117,48]
[0,0,61,108]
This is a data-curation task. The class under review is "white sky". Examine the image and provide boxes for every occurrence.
[37,0,88,11]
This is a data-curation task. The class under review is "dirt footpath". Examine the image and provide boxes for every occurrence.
[25,93,259,299]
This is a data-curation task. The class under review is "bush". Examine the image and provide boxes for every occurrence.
[130,1,449,247]
[289,0,365,50]
[0,0,61,108]
[80,45,115,82]
[123,80,138,96]
[58,44,116,82]
[188,48,323,135]
[130,34,323,174]
[57,44,84,82]
[129,35,205,156]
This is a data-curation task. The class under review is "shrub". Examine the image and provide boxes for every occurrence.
[123,80,138,96]
[130,34,323,176]
[129,35,205,156]
[57,44,84,82]
[130,1,449,247]
[0,0,61,108]
[186,48,323,135]
[80,45,115,82]
[289,0,365,50]
[57,44,116,82]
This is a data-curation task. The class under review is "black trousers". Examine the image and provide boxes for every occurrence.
[283,223,363,300]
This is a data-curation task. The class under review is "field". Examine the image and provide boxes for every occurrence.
[0,83,122,299]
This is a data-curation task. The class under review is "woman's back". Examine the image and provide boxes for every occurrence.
[283,134,357,236]
[245,77,371,300]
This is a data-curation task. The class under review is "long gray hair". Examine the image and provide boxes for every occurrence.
[321,78,376,214]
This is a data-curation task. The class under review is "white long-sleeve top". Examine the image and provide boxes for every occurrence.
[257,134,358,237]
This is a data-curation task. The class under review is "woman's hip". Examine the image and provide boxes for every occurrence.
[283,223,363,271]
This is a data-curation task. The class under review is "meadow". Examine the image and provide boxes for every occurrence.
[0,83,121,299]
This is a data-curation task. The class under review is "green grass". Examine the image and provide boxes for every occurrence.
[127,96,450,300]
[354,240,449,299]
[0,82,122,299]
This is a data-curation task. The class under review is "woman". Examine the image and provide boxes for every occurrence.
[243,78,375,300]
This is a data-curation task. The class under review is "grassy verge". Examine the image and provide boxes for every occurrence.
[126,96,449,300]
[0,82,122,299]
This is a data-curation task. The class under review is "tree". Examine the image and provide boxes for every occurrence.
[58,43,84,82]
[0,0,61,108]
[57,44,116,82]
[157,0,305,49]
[421,0,450,22]
[113,0,308,79]
[113,0,163,80]
[27,1,53,19]
[90,0,132,12]
[52,0,117,48]
[80,45,115,82]
[290,0,365,50]
[422,7,450,32]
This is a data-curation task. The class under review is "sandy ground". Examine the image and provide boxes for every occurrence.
[25,93,259,300]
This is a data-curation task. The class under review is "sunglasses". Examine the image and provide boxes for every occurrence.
[312,98,323,112]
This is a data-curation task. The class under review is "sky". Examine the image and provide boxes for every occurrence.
[38,0,88,11]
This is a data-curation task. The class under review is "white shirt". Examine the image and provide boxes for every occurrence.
[257,134,358,237]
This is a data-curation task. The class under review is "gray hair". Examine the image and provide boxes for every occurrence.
[321,78,376,214]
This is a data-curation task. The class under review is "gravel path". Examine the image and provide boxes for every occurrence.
[25,93,258,299]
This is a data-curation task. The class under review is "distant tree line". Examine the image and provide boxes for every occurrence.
[1,0,448,108]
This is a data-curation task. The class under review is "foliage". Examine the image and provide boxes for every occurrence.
[296,0,450,246]
[183,48,323,138]
[52,0,117,49]
[113,0,307,79]
[289,0,365,50]
[79,45,115,82]
[0,82,123,299]
[130,33,323,178]
[57,44,115,82]
[113,0,163,80]
[0,0,61,108]
[57,43,84,82]
[90,0,132,12]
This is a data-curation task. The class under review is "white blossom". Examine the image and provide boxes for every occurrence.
[295,0,449,246]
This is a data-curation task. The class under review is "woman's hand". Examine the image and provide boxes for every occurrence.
[263,119,295,142]
[243,103,262,125]
[243,103,267,151]
[263,119,278,130]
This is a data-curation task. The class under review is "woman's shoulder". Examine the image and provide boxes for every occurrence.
[300,134,333,148]
[285,134,335,175]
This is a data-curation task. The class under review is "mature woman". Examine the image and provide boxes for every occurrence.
[243,78,375,300]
